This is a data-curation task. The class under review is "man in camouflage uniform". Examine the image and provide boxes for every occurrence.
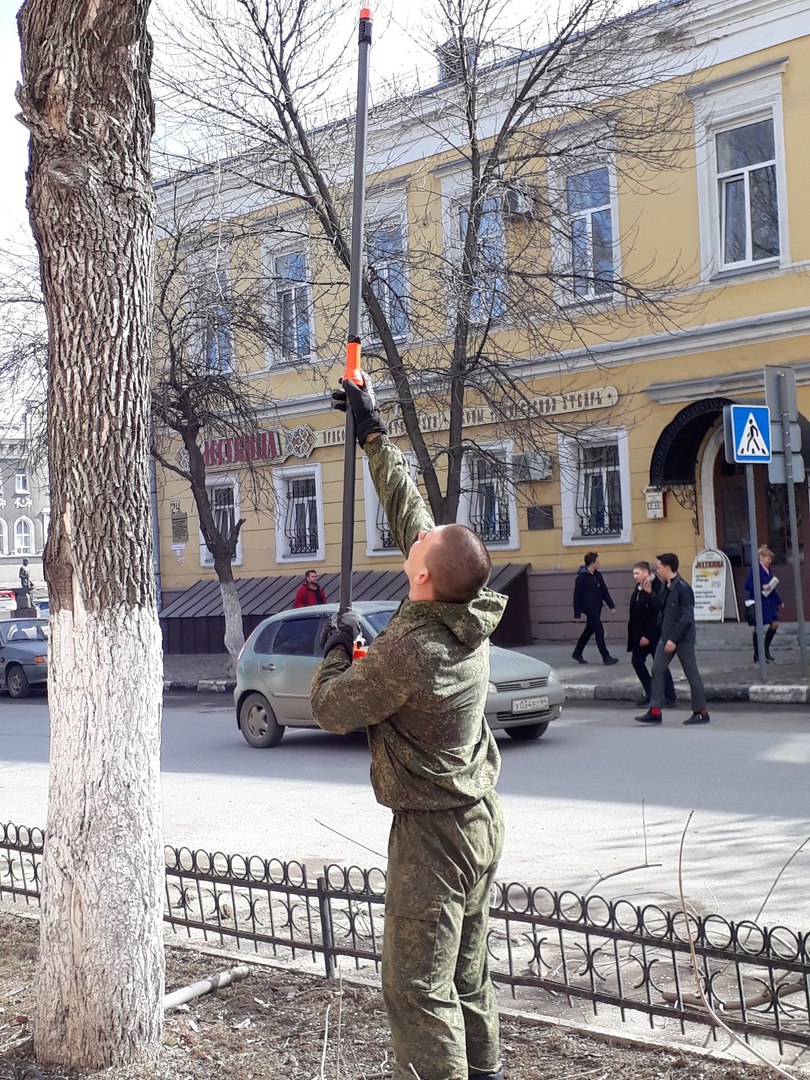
[311,378,507,1080]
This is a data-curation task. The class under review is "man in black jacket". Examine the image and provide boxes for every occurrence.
[636,553,710,726]
[572,552,619,665]
[627,561,676,706]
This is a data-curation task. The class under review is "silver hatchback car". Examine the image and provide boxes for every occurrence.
[234,601,564,748]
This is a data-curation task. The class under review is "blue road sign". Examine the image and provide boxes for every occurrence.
[729,404,771,463]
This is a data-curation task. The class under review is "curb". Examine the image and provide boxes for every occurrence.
[162,677,809,703]
[561,681,810,704]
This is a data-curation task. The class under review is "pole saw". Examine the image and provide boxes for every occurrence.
[339,7,373,656]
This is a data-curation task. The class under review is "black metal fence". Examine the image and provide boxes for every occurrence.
[3,822,809,1050]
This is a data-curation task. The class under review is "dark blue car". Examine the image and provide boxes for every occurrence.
[0,618,49,698]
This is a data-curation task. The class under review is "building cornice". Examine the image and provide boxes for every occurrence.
[645,360,810,404]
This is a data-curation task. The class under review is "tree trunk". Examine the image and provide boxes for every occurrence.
[219,576,246,671]
[17,0,165,1068]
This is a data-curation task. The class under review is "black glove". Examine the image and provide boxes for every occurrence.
[330,376,387,447]
[319,610,363,658]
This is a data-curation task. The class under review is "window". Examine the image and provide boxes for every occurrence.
[271,616,321,657]
[0,519,7,555]
[199,476,242,567]
[15,471,29,495]
[716,120,779,268]
[367,223,408,339]
[559,429,631,545]
[459,444,518,549]
[275,252,311,360]
[363,453,417,555]
[690,58,788,279]
[14,517,33,555]
[458,197,506,322]
[273,464,324,563]
[566,167,614,298]
[190,259,233,374]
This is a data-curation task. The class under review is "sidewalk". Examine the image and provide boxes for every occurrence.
[163,623,810,703]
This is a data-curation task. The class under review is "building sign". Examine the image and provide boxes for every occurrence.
[171,513,189,543]
[644,487,665,519]
[692,548,734,623]
[202,385,619,469]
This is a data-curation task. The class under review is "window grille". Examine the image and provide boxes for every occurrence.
[576,443,622,537]
[468,455,511,543]
[566,167,614,298]
[285,477,318,555]
[716,119,779,266]
[375,499,398,549]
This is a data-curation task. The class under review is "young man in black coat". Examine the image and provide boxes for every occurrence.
[627,561,676,707]
[636,552,710,726]
[572,552,619,665]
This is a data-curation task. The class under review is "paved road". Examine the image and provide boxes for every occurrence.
[2,693,809,929]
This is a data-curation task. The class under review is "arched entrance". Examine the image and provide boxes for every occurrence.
[651,401,810,618]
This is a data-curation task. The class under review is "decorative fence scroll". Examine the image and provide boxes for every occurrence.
[3,823,808,1050]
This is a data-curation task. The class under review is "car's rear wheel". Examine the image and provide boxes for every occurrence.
[505,721,548,741]
[6,665,31,700]
[239,692,284,748]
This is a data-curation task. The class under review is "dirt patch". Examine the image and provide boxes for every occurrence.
[0,912,790,1080]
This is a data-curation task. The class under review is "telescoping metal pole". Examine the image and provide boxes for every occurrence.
[339,7,373,616]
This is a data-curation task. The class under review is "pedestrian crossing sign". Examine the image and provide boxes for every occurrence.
[728,404,771,463]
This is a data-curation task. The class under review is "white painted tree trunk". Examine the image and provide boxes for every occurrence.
[221,578,245,673]
[17,0,165,1067]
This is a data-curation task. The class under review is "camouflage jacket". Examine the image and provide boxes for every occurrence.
[311,435,507,812]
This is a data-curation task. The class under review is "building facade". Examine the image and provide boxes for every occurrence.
[154,0,810,643]
[0,426,49,593]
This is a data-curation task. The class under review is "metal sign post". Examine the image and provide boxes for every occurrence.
[339,7,373,616]
[724,404,771,683]
[765,366,808,675]
[745,465,767,683]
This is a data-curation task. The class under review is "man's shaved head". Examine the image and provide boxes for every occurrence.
[424,524,491,603]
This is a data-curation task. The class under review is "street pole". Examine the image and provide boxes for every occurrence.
[745,464,767,683]
[777,371,808,674]
[339,7,372,616]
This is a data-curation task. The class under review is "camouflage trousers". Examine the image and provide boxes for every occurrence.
[382,792,505,1080]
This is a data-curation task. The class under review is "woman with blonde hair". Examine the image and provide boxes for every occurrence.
[744,545,784,663]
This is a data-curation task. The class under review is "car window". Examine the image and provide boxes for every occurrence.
[252,623,277,655]
[364,610,395,636]
[272,617,320,657]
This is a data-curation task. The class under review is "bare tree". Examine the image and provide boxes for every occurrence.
[154,0,696,527]
[151,188,281,662]
[17,0,164,1068]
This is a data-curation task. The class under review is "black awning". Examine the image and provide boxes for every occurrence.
[160,563,530,620]
[649,397,733,486]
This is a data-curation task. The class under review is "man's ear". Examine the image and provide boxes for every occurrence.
[413,566,430,586]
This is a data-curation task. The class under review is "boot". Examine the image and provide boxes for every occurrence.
[765,626,777,662]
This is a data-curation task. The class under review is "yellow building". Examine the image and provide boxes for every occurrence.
[155,0,810,645]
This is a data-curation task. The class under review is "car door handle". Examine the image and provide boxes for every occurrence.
[260,662,276,671]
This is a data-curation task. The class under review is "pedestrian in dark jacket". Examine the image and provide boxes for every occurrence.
[744,545,784,663]
[636,552,710,726]
[312,377,507,1080]
[293,570,327,607]
[627,561,676,706]
[572,552,619,665]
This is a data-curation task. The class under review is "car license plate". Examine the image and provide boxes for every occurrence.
[512,696,549,713]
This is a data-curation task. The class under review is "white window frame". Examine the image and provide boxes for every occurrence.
[40,508,50,551]
[458,440,519,552]
[363,452,417,556]
[440,169,507,327]
[691,58,789,280]
[14,471,29,495]
[558,428,631,546]
[261,235,315,368]
[272,462,325,564]
[547,145,621,307]
[365,216,410,344]
[0,519,7,555]
[14,516,34,556]
[188,252,234,375]
[199,474,243,568]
